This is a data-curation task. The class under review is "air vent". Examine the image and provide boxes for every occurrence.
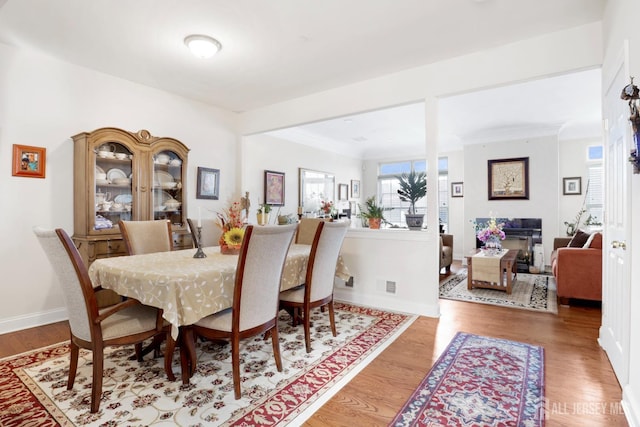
[385,280,396,294]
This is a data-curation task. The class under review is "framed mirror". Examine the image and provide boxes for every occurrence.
[299,168,335,215]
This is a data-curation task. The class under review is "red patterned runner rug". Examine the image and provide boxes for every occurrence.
[0,303,414,426]
[390,332,545,427]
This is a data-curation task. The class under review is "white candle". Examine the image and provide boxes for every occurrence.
[198,207,202,228]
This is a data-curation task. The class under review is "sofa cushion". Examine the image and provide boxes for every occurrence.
[585,232,602,249]
[568,229,590,247]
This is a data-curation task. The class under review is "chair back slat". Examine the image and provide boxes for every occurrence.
[33,227,96,341]
[119,220,172,255]
[307,222,349,302]
[234,224,297,331]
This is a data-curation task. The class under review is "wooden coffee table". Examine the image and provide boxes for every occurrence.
[465,249,518,294]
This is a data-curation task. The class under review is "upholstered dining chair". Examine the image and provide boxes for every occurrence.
[182,223,297,399]
[33,227,168,413]
[119,219,172,255]
[187,218,222,248]
[279,221,349,353]
[296,217,326,244]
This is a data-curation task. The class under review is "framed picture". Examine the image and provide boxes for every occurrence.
[563,177,582,195]
[12,144,46,178]
[338,183,348,201]
[350,179,361,199]
[196,167,220,199]
[451,182,464,197]
[488,157,529,200]
[264,170,285,206]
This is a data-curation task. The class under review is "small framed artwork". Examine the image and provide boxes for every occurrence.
[350,179,361,199]
[12,144,46,178]
[264,170,285,206]
[196,167,220,200]
[339,183,349,201]
[488,157,529,200]
[451,182,464,197]
[563,177,582,195]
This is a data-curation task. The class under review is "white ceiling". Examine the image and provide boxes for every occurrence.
[0,0,605,157]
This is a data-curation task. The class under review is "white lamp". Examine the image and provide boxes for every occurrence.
[184,35,222,59]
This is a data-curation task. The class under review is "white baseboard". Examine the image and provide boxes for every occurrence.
[623,384,640,427]
[0,308,68,335]
[334,289,440,318]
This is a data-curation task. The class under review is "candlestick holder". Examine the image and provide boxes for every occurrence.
[193,226,207,258]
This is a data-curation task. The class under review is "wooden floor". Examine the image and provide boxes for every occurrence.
[0,262,627,426]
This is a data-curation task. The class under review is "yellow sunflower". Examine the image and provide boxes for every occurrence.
[223,227,245,248]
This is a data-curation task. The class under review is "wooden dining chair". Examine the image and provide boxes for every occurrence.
[33,227,168,413]
[119,219,172,255]
[182,223,297,398]
[187,218,222,248]
[279,221,349,353]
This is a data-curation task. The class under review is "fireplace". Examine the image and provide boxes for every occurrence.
[476,218,542,272]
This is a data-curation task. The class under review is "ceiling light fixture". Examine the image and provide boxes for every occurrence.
[184,34,222,59]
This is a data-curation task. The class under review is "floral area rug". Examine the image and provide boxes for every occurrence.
[439,271,558,314]
[0,303,414,426]
[390,332,545,427]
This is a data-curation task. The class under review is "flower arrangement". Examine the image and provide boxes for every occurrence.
[476,217,506,243]
[320,200,334,215]
[217,201,246,253]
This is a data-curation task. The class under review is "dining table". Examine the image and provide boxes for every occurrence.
[87,243,350,380]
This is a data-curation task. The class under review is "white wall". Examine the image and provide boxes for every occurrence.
[603,0,640,425]
[442,150,465,259]
[463,137,559,265]
[241,133,362,222]
[0,44,238,333]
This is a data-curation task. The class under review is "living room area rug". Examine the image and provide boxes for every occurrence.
[440,270,558,314]
[390,332,545,427]
[0,302,415,426]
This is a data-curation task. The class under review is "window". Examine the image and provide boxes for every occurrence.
[585,164,603,227]
[377,158,448,228]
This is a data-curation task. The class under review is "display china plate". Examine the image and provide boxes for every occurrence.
[95,165,105,175]
[154,170,174,184]
[106,168,127,181]
[114,194,132,204]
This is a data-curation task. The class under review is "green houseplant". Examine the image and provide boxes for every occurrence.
[359,196,387,229]
[396,170,426,230]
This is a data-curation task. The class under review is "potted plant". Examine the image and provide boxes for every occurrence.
[396,170,426,230]
[358,196,387,229]
[256,203,271,225]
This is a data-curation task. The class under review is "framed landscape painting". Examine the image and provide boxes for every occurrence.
[488,157,529,200]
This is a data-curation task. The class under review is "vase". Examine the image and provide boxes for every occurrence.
[220,244,240,255]
[405,213,425,230]
[256,212,270,226]
[482,235,502,256]
[368,218,381,229]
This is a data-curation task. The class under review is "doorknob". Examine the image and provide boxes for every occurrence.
[611,240,627,250]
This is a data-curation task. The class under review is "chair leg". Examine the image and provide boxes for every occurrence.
[67,340,79,390]
[328,301,337,337]
[231,336,241,399]
[304,306,312,353]
[271,324,283,372]
[90,344,104,413]
[164,334,176,382]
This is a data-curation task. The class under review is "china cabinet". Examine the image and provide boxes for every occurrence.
[72,127,191,268]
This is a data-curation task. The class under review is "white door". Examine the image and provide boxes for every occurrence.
[599,43,631,385]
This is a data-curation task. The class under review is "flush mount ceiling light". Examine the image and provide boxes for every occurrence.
[184,34,222,59]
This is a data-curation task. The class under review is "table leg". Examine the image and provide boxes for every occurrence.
[180,327,197,384]
[505,260,513,294]
[164,335,177,382]
[467,258,473,290]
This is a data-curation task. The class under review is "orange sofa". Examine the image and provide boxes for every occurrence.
[550,231,602,304]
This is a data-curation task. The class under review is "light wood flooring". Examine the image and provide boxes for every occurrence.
[0,262,627,426]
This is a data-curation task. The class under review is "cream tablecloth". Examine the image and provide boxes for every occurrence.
[88,244,349,338]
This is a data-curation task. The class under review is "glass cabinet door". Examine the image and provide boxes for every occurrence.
[152,150,184,225]
[94,142,134,231]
